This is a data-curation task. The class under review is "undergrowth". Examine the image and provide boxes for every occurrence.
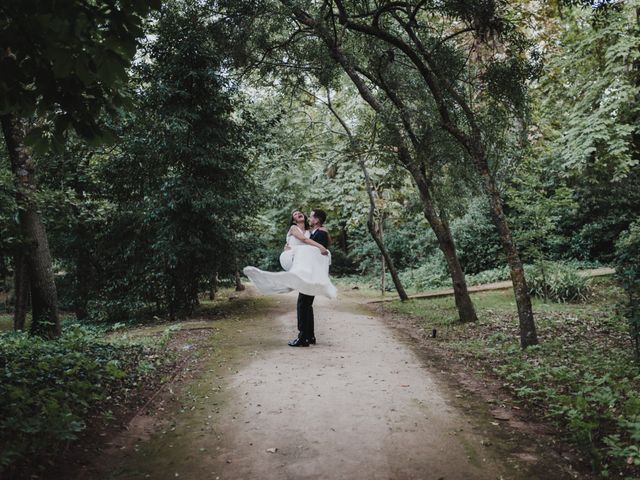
[0,324,172,478]
[383,278,639,477]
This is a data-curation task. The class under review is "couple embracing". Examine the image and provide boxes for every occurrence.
[243,208,336,347]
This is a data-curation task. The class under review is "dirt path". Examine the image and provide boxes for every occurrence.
[80,290,577,480]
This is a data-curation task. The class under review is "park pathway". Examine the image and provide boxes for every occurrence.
[84,290,577,480]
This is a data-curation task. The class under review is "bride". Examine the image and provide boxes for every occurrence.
[243,210,337,299]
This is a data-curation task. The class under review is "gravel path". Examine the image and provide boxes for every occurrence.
[84,290,577,480]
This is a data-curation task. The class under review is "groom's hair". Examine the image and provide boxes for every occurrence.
[312,209,327,225]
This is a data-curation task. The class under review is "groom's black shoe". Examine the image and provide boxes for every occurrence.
[288,338,309,347]
[309,337,316,345]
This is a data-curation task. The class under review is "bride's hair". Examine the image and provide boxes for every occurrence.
[290,210,310,230]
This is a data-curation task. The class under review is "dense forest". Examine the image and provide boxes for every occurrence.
[1,0,640,478]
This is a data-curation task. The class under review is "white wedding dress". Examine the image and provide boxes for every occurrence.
[243,227,337,299]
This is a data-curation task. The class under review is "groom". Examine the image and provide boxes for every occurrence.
[288,208,330,347]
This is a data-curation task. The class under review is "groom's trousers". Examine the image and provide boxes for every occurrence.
[297,293,315,340]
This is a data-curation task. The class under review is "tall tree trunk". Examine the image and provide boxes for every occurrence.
[409,167,478,322]
[360,160,408,301]
[1,114,60,338]
[476,159,538,347]
[209,270,218,300]
[13,252,29,330]
[73,233,91,320]
[320,81,409,301]
[235,270,245,291]
[338,224,348,253]
[320,82,409,302]
[364,67,477,321]
[234,258,245,292]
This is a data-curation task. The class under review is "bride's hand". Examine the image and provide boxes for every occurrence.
[320,247,329,256]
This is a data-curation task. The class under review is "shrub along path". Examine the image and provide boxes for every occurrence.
[368,267,615,303]
[73,287,580,480]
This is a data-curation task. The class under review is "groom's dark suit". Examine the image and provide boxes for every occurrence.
[297,229,329,342]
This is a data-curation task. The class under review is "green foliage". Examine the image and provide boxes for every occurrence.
[450,198,503,274]
[604,415,640,468]
[0,325,162,475]
[526,262,591,303]
[507,156,577,263]
[483,57,530,113]
[538,2,640,183]
[398,254,450,292]
[0,166,18,283]
[525,3,640,264]
[26,0,261,323]
[614,220,640,360]
[466,266,511,285]
[0,0,159,146]
[495,353,640,472]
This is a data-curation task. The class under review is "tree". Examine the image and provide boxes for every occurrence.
[278,0,536,345]
[0,0,158,336]
[532,1,640,261]
[322,90,409,300]
[278,5,479,321]
[106,0,257,318]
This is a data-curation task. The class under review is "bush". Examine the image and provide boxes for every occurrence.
[525,262,591,303]
[614,220,640,360]
[398,254,450,292]
[0,326,162,476]
[451,198,504,274]
[329,248,358,276]
[466,266,511,286]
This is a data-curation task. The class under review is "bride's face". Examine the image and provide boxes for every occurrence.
[292,211,305,223]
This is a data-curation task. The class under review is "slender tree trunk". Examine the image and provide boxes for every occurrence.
[1,114,60,338]
[338,224,348,253]
[13,252,29,330]
[477,160,538,346]
[73,234,91,320]
[380,218,385,295]
[321,81,408,302]
[288,5,475,318]
[234,258,245,291]
[373,70,478,321]
[235,271,245,292]
[313,31,474,317]
[360,161,408,301]
[209,270,218,300]
[412,168,478,322]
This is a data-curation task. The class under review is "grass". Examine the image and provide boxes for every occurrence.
[382,278,640,477]
[0,286,248,334]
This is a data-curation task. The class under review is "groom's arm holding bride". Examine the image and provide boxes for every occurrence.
[312,228,330,249]
[288,226,329,256]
